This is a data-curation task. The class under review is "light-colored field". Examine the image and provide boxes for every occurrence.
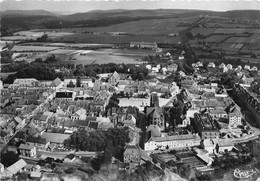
[21,42,113,48]
[11,45,61,52]
[67,49,149,64]
[1,36,38,41]
[19,48,150,64]
[14,30,75,38]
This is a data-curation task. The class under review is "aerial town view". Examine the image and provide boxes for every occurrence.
[0,0,260,180]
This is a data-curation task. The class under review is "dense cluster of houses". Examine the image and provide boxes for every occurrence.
[1,57,260,179]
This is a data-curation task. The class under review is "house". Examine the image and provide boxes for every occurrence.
[51,77,64,90]
[124,144,142,164]
[181,79,197,89]
[81,78,94,88]
[167,64,178,73]
[235,65,242,72]
[152,67,159,73]
[55,91,75,101]
[0,80,3,90]
[178,55,185,60]
[26,136,49,150]
[209,109,228,119]
[30,171,42,179]
[108,71,120,85]
[228,107,242,127]
[216,139,234,153]
[194,113,220,140]
[146,65,152,70]
[41,132,71,147]
[11,78,39,88]
[226,64,233,70]
[144,134,200,151]
[202,139,215,154]
[219,63,226,69]
[71,108,86,120]
[244,65,250,70]
[130,42,157,49]
[179,117,191,127]
[196,61,203,67]
[6,159,27,176]
[240,75,254,86]
[18,144,37,158]
[251,66,258,72]
[208,62,215,68]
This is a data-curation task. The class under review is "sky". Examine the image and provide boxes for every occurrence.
[1,0,260,13]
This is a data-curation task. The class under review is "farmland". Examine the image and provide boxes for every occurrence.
[204,35,231,43]
[50,33,181,44]
[21,42,113,48]
[11,45,61,52]
[49,17,196,36]
[10,47,152,64]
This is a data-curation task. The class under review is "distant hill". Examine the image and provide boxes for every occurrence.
[1,9,259,36]
[1,10,58,17]
[63,9,212,21]
[221,10,260,21]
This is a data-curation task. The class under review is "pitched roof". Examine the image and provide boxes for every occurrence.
[6,159,27,175]
[19,143,34,150]
[150,134,198,142]
[56,92,73,98]
[26,136,47,144]
[52,77,62,87]
[41,132,70,144]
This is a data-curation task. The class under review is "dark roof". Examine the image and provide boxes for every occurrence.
[56,92,73,98]
[26,136,47,144]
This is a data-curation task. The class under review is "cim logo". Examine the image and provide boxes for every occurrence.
[233,168,257,179]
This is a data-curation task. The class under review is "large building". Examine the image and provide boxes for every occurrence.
[10,78,39,88]
[194,113,219,140]
[144,134,200,151]
[130,42,157,49]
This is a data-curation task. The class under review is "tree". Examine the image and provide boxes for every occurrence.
[76,76,81,87]
[17,173,28,180]
[67,80,75,88]
[36,34,48,42]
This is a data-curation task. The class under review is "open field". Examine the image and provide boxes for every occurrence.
[51,33,181,44]
[47,17,197,36]
[11,45,61,52]
[21,42,114,48]
[214,28,250,34]
[64,48,151,65]
[206,22,254,28]
[1,36,38,41]
[15,30,75,38]
[191,28,217,36]
[17,48,151,64]
[205,35,231,43]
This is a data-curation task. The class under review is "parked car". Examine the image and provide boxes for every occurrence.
[45,157,55,164]
[38,160,46,166]
[54,159,63,163]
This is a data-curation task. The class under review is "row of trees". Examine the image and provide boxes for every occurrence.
[2,58,149,83]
